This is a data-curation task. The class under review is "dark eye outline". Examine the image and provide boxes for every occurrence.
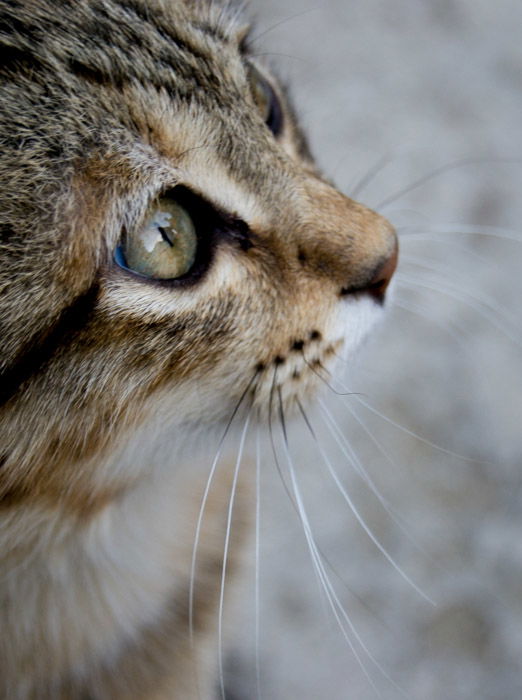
[113,186,253,288]
[247,63,283,137]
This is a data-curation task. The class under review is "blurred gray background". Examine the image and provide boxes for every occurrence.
[226,2,522,698]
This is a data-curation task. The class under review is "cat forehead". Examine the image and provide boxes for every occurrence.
[4,0,250,70]
[1,0,295,197]
[1,0,275,154]
[8,0,248,32]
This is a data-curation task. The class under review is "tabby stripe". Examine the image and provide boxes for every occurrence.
[0,13,44,44]
[0,43,45,75]
[109,0,213,62]
[68,58,129,90]
[0,284,99,407]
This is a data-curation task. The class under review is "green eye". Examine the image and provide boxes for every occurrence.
[120,197,197,280]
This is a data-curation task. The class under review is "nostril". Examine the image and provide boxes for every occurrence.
[367,237,398,301]
[340,235,398,302]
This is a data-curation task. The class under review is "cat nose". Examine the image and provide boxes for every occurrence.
[341,233,398,302]
[365,234,399,300]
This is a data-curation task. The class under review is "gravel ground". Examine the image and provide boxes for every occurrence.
[225,2,522,699]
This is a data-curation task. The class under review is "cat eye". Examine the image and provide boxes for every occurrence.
[115,196,197,280]
[247,63,283,136]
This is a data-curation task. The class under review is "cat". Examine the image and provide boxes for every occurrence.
[0,0,398,697]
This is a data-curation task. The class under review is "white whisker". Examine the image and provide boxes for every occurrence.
[396,273,522,347]
[398,222,522,244]
[391,297,467,347]
[375,156,522,211]
[189,376,257,651]
[350,152,396,199]
[279,408,407,697]
[189,446,225,648]
[300,402,434,605]
[352,394,489,463]
[279,432,378,693]
[398,257,521,336]
[318,399,422,549]
[399,257,519,325]
[255,428,262,700]
[339,399,440,556]
[248,8,320,45]
[218,409,252,700]
[399,242,500,273]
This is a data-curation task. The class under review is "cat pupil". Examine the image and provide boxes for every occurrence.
[158,225,175,247]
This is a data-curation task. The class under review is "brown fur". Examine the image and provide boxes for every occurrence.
[0,0,397,697]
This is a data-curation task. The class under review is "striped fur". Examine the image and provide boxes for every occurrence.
[0,1,397,697]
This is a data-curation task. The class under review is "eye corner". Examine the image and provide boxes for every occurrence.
[113,243,128,271]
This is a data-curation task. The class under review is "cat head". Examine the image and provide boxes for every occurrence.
[0,0,396,507]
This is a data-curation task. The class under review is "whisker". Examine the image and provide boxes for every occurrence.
[268,379,334,629]
[255,428,262,700]
[273,424,388,628]
[319,548,396,635]
[278,394,406,697]
[267,366,300,508]
[329,398,433,554]
[247,8,320,45]
[277,401,379,694]
[318,399,421,546]
[396,273,522,347]
[267,372,341,613]
[352,394,491,464]
[297,399,434,605]
[350,152,396,199]
[300,349,355,396]
[268,383,372,624]
[218,408,252,700]
[391,297,468,348]
[399,241,500,272]
[248,51,308,63]
[189,373,258,651]
[398,257,520,330]
[397,222,522,244]
[375,156,522,211]
[399,257,517,313]
[276,386,288,442]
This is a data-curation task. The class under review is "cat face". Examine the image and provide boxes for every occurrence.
[0,0,396,507]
